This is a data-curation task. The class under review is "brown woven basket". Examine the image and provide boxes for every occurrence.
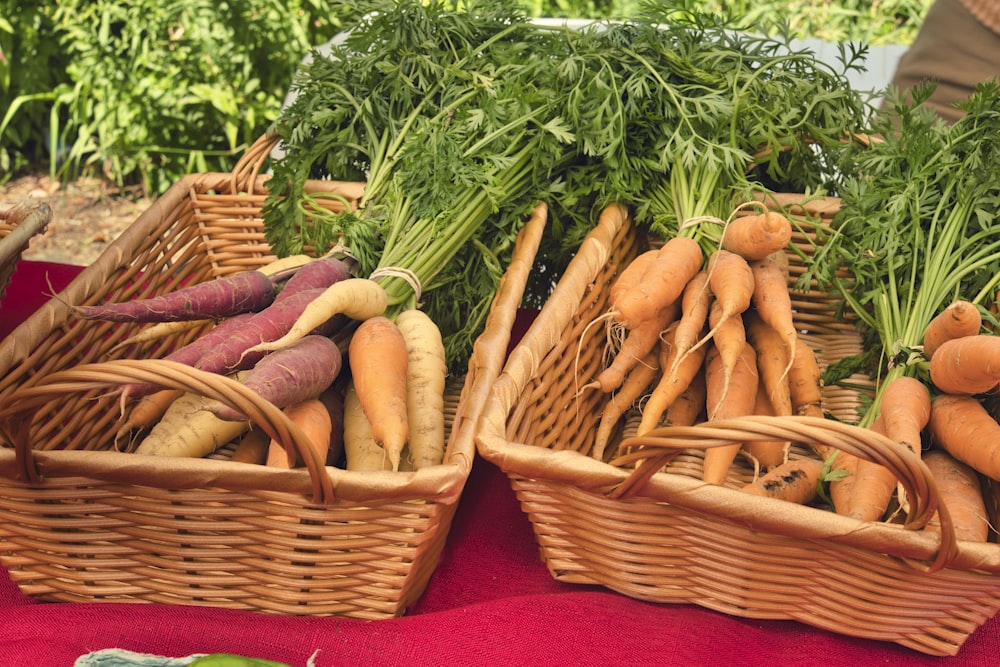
[0,134,543,619]
[0,198,52,304]
[476,196,1000,656]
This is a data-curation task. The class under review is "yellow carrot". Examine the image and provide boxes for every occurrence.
[396,309,448,469]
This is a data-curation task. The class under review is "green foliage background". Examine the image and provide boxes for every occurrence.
[0,0,931,194]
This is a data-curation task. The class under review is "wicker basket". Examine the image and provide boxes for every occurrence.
[0,198,52,304]
[0,135,542,619]
[476,196,1000,656]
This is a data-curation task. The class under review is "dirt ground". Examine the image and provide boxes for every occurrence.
[1,172,151,266]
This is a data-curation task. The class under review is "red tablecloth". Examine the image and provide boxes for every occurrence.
[1,261,998,666]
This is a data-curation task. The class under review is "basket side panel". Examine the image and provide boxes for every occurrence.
[511,476,1000,657]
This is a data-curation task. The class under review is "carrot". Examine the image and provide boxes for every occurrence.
[702,342,758,485]
[396,309,448,469]
[663,367,706,428]
[74,269,277,322]
[609,248,660,310]
[266,398,333,469]
[208,335,343,422]
[114,387,184,450]
[342,381,392,471]
[928,393,1000,481]
[704,298,746,412]
[118,312,259,401]
[836,416,898,522]
[243,278,388,357]
[929,334,1000,395]
[636,323,707,435]
[923,300,981,360]
[593,349,660,461]
[741,381,788,470]
[229,429,270,465]
[923,449,990,542]
[744,310,792,417]
[583,301,677,394]
[256,254,314,278]
[273,255,354,303]
[664,270,712,380]
[828,451,860,514]
[741,457,823,504]
[194,287,339,375]
[612,236,703,329]
[721,209,793,261]
[348,315,409,470]
[749,249,796,378]
[133,387,250,458]
[879,375,930,456]
[110,319,208,353]
[686,249,754,365]
[786,340,831,460]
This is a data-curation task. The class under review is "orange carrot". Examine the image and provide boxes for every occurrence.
[686,249,754,363]
[828,451,860,514]
[115,388,185,450]
[879,375,930,456]
[584,301,677,394]
[722,209,793,261]
[663,366,706,428]
[928,393,1000,481]
[702,342,758,485]
[593,350,660,461]
[929,334,1000,395]
[266,398,333,469]
[744,310,792,417]
[612,236,703,329]
[749,249,797,378]
[923,300,981,360]
[923,449,990,542]
[348,315,410,470]
[637,323,707,435]
[786,341,830,460]
[229,429,269,465]
[742,457,823,504]
[610,248,660,310]
[705,298,746,412]
[664,270,712,382]
[741,381,788,470]
[836,416,898,521]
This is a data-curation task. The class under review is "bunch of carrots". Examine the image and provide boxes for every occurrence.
[81,253,448,473]
[583,202,1000,545]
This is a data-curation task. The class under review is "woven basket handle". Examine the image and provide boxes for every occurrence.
[229,133,281,195]
[0,359,335,504]
[611,415,960,572]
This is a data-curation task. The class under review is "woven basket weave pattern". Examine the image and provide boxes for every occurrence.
[0,136,538,618]
[477,197,1000,656]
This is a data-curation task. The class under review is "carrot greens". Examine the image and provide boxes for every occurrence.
[812,79,1000,425]
[264,0,872,370]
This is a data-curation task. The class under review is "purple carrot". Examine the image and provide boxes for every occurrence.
[274,256,354,303]
[120,313,258,400]
[210,335,344,421]
[194,287,338,374]
[75,270,277,322]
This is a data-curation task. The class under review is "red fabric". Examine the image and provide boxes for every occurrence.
[2,262,998,666]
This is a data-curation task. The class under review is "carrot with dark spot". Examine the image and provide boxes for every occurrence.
[742,457,823,504]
